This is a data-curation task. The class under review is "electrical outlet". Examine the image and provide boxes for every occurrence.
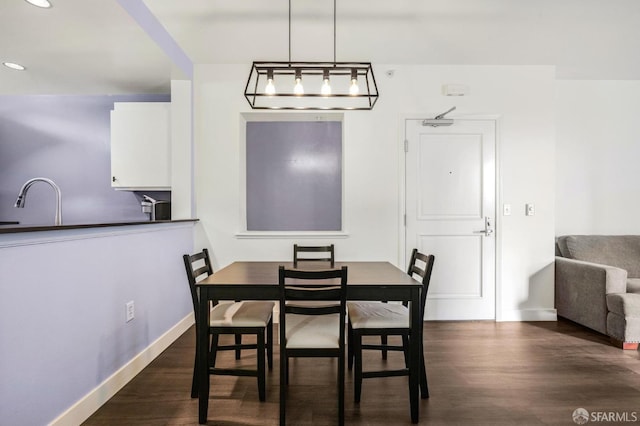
[126,301,135,322]
[526,203,535,216]
[503,204,512,216]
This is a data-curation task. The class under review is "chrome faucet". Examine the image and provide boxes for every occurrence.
[14,177,63,226]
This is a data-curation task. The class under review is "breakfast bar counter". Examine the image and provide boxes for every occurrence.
[0,219,198,235]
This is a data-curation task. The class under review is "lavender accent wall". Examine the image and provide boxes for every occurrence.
[0,224,194,426]
[246,121,342,231]
[0,94,170,225]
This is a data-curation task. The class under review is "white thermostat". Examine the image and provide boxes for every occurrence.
[442,84,469,96]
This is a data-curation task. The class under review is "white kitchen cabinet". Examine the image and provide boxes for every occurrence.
[110,102,171,190]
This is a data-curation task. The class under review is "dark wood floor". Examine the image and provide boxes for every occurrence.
[83,320,640,426]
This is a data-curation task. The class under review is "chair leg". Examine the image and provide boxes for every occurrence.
[402,334,410,368]
[347,321,354,371]
[235,334,242,360]
[257,330,266,402]
[279,346,286,426]
[210,334,219,367]
[354,331,363,403]
[406,334,429,398]
[267,318,274,371]
[420,350,429,399]
[381,335,388,360]
[285,357,290,385]
[191,330,199,398]
[338,351,345,426]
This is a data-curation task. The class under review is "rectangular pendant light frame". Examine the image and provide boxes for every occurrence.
[244,61,379,110]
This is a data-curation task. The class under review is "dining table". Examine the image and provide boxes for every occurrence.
[195,261,423,424]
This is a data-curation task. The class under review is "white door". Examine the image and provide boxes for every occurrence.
[405,118,496,320]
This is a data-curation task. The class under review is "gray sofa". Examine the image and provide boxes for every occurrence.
[555,235,640,349]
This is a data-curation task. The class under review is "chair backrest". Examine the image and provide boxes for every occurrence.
[278,265,348,344]
[406,248,435,312]
[293,244,335,268]
[183,249,214,324]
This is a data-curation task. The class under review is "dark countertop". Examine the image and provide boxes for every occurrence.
[0,219,198,235]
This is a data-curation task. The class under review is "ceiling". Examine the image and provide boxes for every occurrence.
[0,0,173,95]
[2,0,640,95]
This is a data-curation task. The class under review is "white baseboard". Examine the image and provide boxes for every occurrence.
[49,313,195,426]
[497,308,557,322]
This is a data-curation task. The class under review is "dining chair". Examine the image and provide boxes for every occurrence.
[293,243,335,268]
[347,249,434,403]
[278,265,348,426]
[183,249,275,401]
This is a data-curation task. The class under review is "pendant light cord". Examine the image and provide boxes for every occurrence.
[288,0,291,63]
[288,0,337,64]
[333,0,336,65]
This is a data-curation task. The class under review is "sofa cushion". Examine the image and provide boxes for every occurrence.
[556,236,571,258]
[606,293,640,317]
[627,278,640,294]
[562,235,640,278]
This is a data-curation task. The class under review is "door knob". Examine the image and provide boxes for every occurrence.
[474,217,494,236]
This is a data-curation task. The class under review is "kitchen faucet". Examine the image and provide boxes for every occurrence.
[14,177,63,226]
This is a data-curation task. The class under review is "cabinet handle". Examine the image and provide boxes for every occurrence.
[112,176,116,182]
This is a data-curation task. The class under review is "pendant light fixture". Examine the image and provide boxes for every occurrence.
[244,0,379,110]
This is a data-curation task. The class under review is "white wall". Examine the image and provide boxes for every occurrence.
[193,64,556,321]
[171,79,195,220]
[556,80,640,236]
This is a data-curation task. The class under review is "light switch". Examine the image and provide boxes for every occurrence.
[503,204,511,216]
[526,203,535,216]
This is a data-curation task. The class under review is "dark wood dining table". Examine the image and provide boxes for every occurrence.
[195,261,423,424]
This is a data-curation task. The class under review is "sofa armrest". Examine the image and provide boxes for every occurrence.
[555,256,627,334]
[606,293,640,344]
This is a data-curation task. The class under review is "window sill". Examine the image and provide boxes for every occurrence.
[235,231,349,239]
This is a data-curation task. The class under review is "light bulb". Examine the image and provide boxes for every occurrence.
[321,70,331,96]
[265,78,276,95]
[294,70,304,95]
[349,69,359,95]
[264,69,276,95]
[349,78,359,95]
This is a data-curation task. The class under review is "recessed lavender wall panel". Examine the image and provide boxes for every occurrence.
[0,94,169,225]
[246,121,342,231]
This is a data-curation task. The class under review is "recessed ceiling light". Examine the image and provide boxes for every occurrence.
[24,0,52,8]
[3,62,26,71]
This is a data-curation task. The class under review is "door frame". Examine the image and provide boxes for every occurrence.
[397,113,504,321]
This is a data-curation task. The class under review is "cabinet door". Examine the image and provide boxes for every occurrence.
[110,102,171,190]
